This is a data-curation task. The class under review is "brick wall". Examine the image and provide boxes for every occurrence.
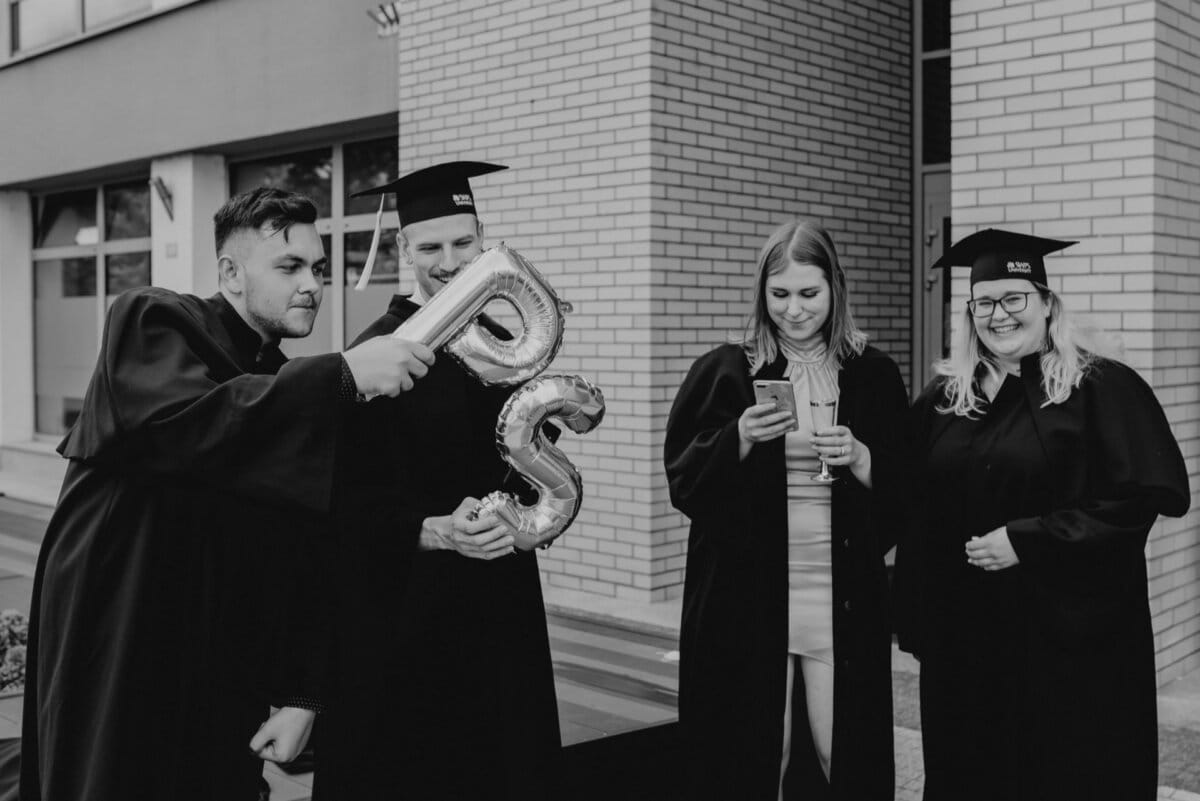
[1147,0,1200,685]
[396,0,912,601]
[647,0,913,597]
[950,0,1200,685]
[396,0,661,599]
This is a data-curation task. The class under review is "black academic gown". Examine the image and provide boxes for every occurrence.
[664,343,907,801]
[313,295,561,801]
[895,354,1190,801]
[20,289,343,801]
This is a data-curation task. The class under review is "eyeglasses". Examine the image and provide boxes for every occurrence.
[966,292,1034,318]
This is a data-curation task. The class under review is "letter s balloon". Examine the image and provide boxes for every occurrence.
[472,375,606,551]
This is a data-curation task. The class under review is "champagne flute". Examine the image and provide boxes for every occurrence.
[810,398,838,483]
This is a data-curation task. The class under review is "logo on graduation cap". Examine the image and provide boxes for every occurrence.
[932,228,1076,286]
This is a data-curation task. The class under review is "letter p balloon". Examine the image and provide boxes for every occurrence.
[390,244,570,386]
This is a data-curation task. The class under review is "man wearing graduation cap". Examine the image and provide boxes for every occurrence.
[893,228,1189,801]
[313,162,562,801]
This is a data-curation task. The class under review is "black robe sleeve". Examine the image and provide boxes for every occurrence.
[891,378,946,657]
[348,307,558,516]
[1006,359,1190,573]
[59,288,343,513]
[344,308,434,545]
[664,345,754,524]
[849,354,912,555]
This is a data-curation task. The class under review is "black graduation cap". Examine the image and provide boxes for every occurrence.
[350,161,507,289]
[932,228,1076,286]
[350,160,507,227]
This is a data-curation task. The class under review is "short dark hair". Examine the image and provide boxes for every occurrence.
[213,187,318,254]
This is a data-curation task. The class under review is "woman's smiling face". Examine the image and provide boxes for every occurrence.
[765,260,831,350]
[971,278,1049,364]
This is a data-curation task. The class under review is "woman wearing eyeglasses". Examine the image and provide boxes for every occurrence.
[893,229,1189,801]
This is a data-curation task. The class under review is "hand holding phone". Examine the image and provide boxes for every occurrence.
[738,381,799,452]
[752,380,799,430]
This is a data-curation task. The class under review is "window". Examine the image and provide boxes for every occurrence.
[922,0,949,52]
[83,0,148,29]
[231,148,334,218]
[9,0,148,53]
[913,0,954,391]
[922,57,951,165]
[919,0,950,167]
[344,227,400,347]
[9,0,78,53]
[103,180,151,240]
[32,181,151,436]
[344,138,398,215]
[34,188,95,248]
[343,135,401,348]
[229,136,400,358]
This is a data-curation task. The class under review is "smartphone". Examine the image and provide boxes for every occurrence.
[752,380,799,431]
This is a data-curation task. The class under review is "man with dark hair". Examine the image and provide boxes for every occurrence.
[213,183,319,248]
[19,187,434,801]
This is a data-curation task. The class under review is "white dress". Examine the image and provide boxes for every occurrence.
[782,344,837,665]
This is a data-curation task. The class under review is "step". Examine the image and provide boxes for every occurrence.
[0,444,64,507]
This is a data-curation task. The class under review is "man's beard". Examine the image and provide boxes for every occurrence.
[247,302,314,340]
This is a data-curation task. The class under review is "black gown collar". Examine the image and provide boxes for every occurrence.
[1013,352,1045,408]
[1019,352,1043,381]
[387,294,419,318]
[208,293,285,374]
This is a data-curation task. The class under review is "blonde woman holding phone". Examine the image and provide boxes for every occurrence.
[665,219,908,801]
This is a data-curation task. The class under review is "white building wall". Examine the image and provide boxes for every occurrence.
[149,154,228,297]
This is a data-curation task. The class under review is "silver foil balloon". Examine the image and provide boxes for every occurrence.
[391,243,572,386]
[473,375,606,551]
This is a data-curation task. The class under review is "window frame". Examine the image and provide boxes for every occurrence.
[7,0,82,55]
[910,0,954,397]
[30,180,151,439]
[3,0,203,66]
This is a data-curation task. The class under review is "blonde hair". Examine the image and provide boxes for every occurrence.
[935,283,1125,417]
[740,219,868,374]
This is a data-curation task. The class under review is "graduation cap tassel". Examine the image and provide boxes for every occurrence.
[354,195,387,292]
